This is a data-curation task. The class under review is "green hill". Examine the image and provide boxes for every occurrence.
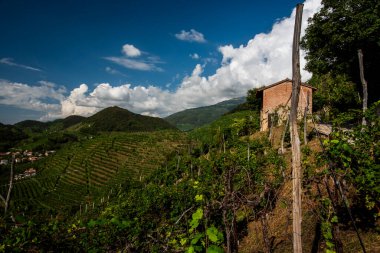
[50,115,86,130]
[15,116,86,133]
[14,120,48,133]
[13,107,175,134]
[164,97,245,131]
[0,123,27,151]
[189,109,260,144]
[78,106,176,133]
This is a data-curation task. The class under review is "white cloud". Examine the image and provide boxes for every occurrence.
[175,29,206,43]
[189,53,200,59]
[3,0,322,122]
[122,44,141,57]
[0,58,42,72]
[105,44,163,71]
[105,66,127,76]
[60,84,98,117]
[215,1,320,88]
[0,80,65,115]
[104,56,163,72]
[58,0,321,119]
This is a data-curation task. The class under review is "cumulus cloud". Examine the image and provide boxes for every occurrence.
[4,0,321,122]
[58,0,321,119]
[189,53,200,59]
[175,29,206,43]
[0,58,42,72]
[215,0,321,86]
[59,82,174,118]
[0,80,65,117]
[122,44,141,57]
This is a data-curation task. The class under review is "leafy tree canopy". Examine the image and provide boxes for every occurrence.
[301,0,380,103]
[308,73,360,120]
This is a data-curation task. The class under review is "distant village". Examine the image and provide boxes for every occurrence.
[0,150,55,181]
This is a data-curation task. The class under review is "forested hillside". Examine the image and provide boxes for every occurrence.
[165,97,245,131]
[78,106,176,133]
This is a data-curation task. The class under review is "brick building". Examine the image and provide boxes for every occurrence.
[256,78,316,131]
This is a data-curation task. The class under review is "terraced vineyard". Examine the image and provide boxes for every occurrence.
[1,130,188,210]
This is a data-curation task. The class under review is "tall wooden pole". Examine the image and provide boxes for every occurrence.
[290,4,303,253]
[358,49,368,126]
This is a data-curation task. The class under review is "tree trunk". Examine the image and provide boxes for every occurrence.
[358,49,368,126]
[290,4,304,253]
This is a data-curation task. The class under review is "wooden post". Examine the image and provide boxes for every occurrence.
[281,114,290,154]
[290,4,304,253]
[261,214,271,253]
[247,142,250,162]
[268,114,273,143]
[223,132,226,153]
[304,93,310,144]
[0,154,15,216]
[358,49,368,126]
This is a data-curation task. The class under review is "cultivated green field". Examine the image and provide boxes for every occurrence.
[1,130,187,210]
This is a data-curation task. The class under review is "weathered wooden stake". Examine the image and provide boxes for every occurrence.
[268,114,274,143]
[304,93,310,145]
[290,4,303,253]
[247,142,250,162]
[261,214,271,253]
[0,154,15,217]
[358,49,368,126]
[281,114,290,154]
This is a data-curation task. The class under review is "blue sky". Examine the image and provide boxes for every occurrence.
[0,0,321,124]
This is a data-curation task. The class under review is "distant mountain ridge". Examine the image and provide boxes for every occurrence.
[79,106,176,132]
[15,116,86,132]
[165,97,245,131]
[11,98,246,134]
[13,107,176,133]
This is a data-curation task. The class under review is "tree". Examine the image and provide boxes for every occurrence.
[301,0,380,104]
[228,88,262,114]
[308,73,359,120]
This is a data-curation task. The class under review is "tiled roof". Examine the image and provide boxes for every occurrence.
[256,78,316,92]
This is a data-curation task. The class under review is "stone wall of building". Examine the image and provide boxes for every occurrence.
[260,80,313,131]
